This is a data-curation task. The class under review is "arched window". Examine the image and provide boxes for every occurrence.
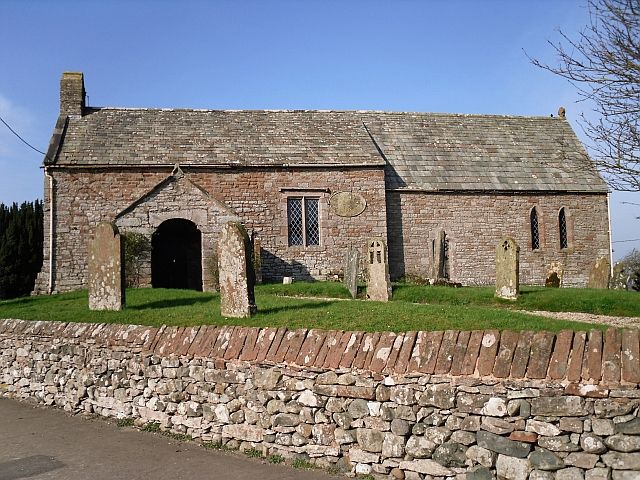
[530,207,540,250]
[559,208,568,249]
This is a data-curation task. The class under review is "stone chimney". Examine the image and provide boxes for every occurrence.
[558,106,566,119]
[60,72,86,116]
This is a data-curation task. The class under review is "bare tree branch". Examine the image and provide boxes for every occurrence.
[529,0,640,191]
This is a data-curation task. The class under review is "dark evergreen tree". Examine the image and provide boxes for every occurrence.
[0,200,44,299]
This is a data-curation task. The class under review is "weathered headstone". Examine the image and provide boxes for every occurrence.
[217,222,257,318]
[366,238,392,302]
[344,246,360,299]
[495,237,519,300]
[431,228,446,280]
[587,256,611,289]
[251,234,263,284]
[545,262,564,288]
[88,222,125,311]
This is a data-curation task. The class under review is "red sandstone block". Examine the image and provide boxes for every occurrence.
[154,326,180,356]
[196,326,221,358]
[353,332,378,370]
[419,331,444,374]
[210,326,234,359]
[392,331,417,374]
[143,325,164,353]
[434,330,459,375]
[510,330,534,379]
[566,331,586,382]
[510,431,538,443]
[339,331,364,369]
[177,326,201,356]
[621,329,640,384]
[461,330,484,375]
[450,330,471,376]
[362,332,383,371]
[493,330,519,378]
[383,334,406,374]
[259,327,284,363]
[323,330,348,369]
[548,330,574,380]
[586,330,603,382]
[407,331,428,373]
[369,332,397,373]
[296,329,327,367]
[526,331,555,379]
[238,327,261,361]
[477,330,500,377]
[564,383,609,398]
[0,319,9,334]
[602,328,622,385]
[315,330,339,367]
[186,325,215,357]
[283,329,308,364]
[224,327,248,360]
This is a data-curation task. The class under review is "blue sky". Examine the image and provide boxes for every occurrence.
[0,0,638,259]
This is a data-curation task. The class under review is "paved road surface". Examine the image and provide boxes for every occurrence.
[0,398,333,480]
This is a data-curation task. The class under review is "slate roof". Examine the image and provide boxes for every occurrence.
[49,107,608,193]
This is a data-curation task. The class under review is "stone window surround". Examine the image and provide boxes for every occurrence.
[528,205,546,253]
[559,206,573,251]
[282,190,327,250]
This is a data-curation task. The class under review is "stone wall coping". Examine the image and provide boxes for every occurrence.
[1,318,638,387]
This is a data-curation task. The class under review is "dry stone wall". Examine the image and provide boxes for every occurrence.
[2,319,639,479]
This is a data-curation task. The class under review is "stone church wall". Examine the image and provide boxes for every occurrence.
[2,319,639,479]
[387,191,611,287]
[35,166,387,293]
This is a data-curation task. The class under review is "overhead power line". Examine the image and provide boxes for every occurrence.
[612,238,640,243]
[0,113,47,156]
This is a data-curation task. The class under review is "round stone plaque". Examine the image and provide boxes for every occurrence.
[329,191,367,217]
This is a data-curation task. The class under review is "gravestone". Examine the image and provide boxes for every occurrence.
[545,262,564,288]
[587,256,611,289]
[344,246,360,299]
[88,222,125,311]
[251,234,263,284]
[495,237,519,300]
[366,238,392,302]
[217,222,257,318]
[431,228,446,280]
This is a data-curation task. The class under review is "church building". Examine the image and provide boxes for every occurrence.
[34,72,611,293]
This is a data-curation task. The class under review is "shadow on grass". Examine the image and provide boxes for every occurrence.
[259,300,337,315]
[129,297,213,310]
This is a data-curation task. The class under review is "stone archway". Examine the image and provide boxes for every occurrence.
[151,218,203,291]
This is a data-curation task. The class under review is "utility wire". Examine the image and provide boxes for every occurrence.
[0,113,47,156]
[612,238,640,243]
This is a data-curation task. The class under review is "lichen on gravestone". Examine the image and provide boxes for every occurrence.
[495,237,519,300]
[88,221,125,311]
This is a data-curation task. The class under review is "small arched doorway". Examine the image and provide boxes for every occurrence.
[151,218,203,291]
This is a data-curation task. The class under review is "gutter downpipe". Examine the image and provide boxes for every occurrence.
[607,192,614,278]
[44,167,54,294]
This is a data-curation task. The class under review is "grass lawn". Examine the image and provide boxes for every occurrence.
[1,282,637,332]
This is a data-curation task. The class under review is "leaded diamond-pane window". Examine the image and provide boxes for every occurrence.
[530,208,540,250]
[288,198,303,246]
[287,196,320,247]
[559,208,568,249]
[305,198,319,246]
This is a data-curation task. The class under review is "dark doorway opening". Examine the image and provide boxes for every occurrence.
[151,219,203,291]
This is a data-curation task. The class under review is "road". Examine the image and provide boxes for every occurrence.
[0,398,333,480]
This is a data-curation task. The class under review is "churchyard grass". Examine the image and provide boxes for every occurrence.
[1,283,635,332]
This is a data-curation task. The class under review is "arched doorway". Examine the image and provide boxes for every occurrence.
[151,219,203,291]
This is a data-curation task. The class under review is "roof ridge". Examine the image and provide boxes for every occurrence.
[85,107,562,120]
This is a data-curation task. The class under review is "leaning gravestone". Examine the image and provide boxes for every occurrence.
[545,262,564,288]
[495,237,519,300]
[252,234,263,284]
[217,222,257,318]
[431,228,446,280]
[88,222,125,311]
[366,238,392,302]
[344,246,360,299]
[587,256,611,289]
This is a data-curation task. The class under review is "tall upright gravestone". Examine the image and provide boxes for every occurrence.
[344,246,360,299]
[88,222,125,311]
[218,222,257,318]
[366,238,392,302]
[495,237,519,300]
